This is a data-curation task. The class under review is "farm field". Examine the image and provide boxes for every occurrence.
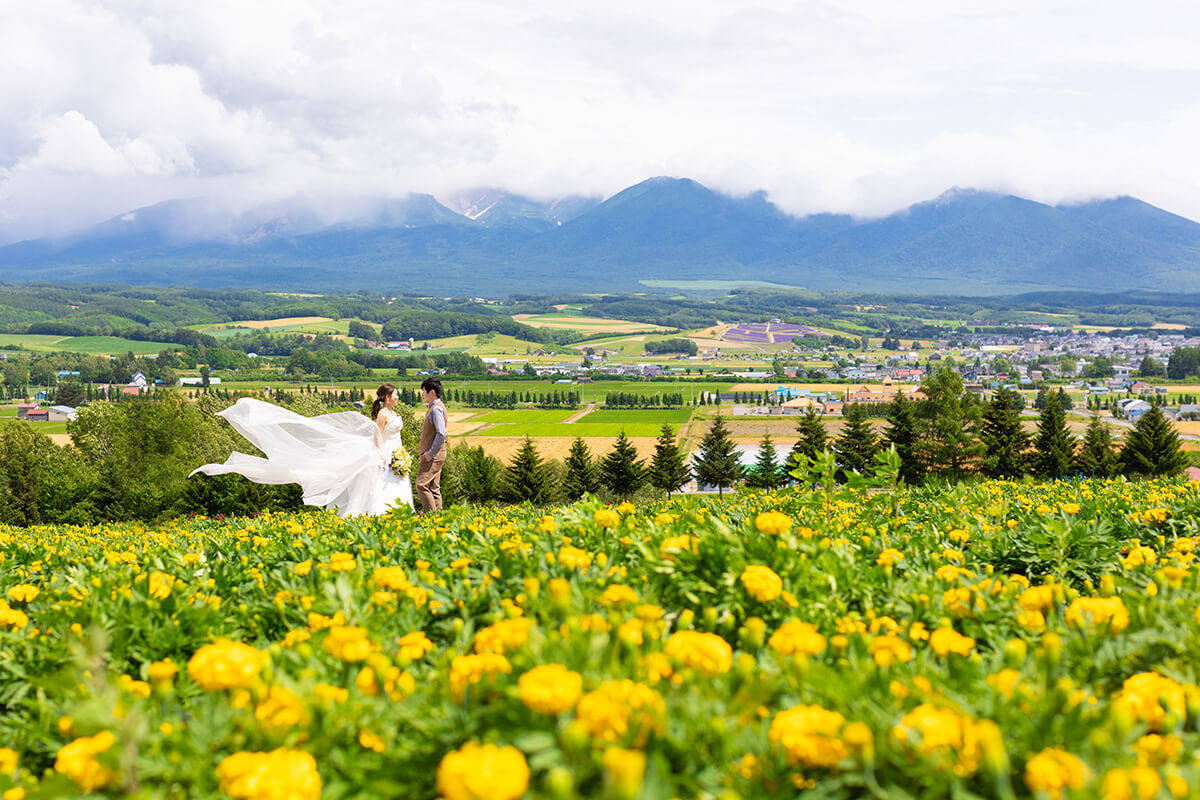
[473,410,577,424]
[0,334,174,355]
[1,480,1197,797]
[454,435,662,462]
[472,422,671,438]
[420,333,549,356]
[511,312,670,333]
[578,409,693,424]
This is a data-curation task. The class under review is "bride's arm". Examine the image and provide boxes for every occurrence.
[374,409,389,449]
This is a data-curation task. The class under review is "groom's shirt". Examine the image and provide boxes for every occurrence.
[423,399,447,456]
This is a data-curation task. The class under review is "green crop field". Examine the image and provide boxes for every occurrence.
[580,409,693,424]
[0,419,67,434]
[55,336,175,355]
[472,409,576,424]
[474,422,669,437]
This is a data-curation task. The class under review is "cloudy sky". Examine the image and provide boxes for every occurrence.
[3,0,1199,242]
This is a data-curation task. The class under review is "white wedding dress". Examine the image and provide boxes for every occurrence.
[190,397,414,517]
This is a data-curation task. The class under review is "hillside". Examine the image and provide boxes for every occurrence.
[2,179,1199,294]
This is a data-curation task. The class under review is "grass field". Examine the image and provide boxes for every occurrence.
[511,313,670,333]
[420,333,548,356]
[472,409,576,423]
[0,334,173,355]
[580,408,693,424]
[0,419,67,435]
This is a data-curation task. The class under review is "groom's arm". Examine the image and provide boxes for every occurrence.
[427,404,447,457]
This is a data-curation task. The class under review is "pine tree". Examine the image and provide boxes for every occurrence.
[599,430,645,500]
[745,433,784,490]
[834,403,879,474]
[917,365,984,480]
[1121,406,1188,477]
[692,415,743,496]
[788,408,827,472]
[885,392,923,484]
[1032,392,1075,478]
[1076,416,1120,478]
[562,437,600,500]
[500,437,553,504]
[460,445,502,504]
[980,387,1029,478]
[648,424,691,497]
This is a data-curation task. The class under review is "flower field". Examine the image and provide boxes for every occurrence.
[3,479,1200,799]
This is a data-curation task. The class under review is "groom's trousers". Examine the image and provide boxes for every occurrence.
[416,449,446,512]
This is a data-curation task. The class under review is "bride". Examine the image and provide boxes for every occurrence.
[190,383,414,517]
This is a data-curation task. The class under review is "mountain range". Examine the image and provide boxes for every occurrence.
[2,177,1199,295]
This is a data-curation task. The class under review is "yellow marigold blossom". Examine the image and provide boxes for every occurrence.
[0,748,17,774]
[518,664,583,714]
[868,616,900,634]
[1060,503,1081,515]
[1100,766,1162,800]
[358,729,385,753]
[1114,672,1187,730]
[4,787,24,800]
[6,584,38,603]
[55,731,116,793]
[397,631,435,661]
[148,571,174,600]
[579,614,611,633]
[868,635,912,667]
[323,626,375,663]
[449,653,512,701]
[119,674,151,698]
[618,618,645,646]
[893,704,982,777]
[255,686,305,728]
[942,587,975,617]
[936,564,974,582]
[768,621,826,658]
[474,617,533,654]
[450,557,471,571]
[1018,585,1055,613]
[740,565,783,603]
[216,749,321,800]
[1142,507,1168,524]
[755,510,792,535]
[1017,608,1046,632]
[437,742,530,800]
[929,627,975,658]
[282,629,311,648]
[665,630,733,675]
[294,560,312,576]
[644,652,673,683]
[0,601,29,630]
[907,622,930,642]
[594,508,620,529]
[1065,596,1129,633]
[327,552,356,572]
[307,611,345,631]
[602,746,646,796]
[987,669,1022,699]
[575,680,666,744]
[877,548,903,567]
[1134,733,1183,767]
[600,584,639,605]
[187,640,263,691]
[372,566,410,590]
[147,659,178,687]
[1025,748,1089,798]
[558,546,593,569]
[768,704,848,769]
[313,683,348,704]
[658,534,698,559]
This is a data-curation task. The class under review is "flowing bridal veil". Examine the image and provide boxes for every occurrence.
[190,397,413,517]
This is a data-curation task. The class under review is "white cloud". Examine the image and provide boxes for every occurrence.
[2,0,1200,242]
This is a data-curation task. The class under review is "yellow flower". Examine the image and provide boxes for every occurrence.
[323,626,375,663]
[1114,672,1187,731]
[187,640,264,691]
[255,686,305,729]
[1018,585,1055,613]
[768,704,847,769]
[1024,748,1090,798]
[397,631,435,661]
[6,584,38,603]
[928,627,975,658]
[755,510,792,535]
[519,664,583,715]
[600,584,639,605]
[474,618,533,655]
[148,570,174,600]
[0,748,16,774]
[558,546,593,569]
[358,729,385,753]
[740,565,783,603]
[868,635,912,667]
[594,508,620,529]
[603,747,646,798]
[893,704,982,777]
[1100,767,1162,800]
[987,669,1022,699]
[664,631,733,675]
[313,683,348,704]
[294,560,312,576]
[54,731,116,793]
[658,534,698,559]
[876,548,903,567]
[4,787,25,800]
[1065,596,1129,634]
[372,566,410,590]
[119,674,151,698]
[437,742,529,800]
[449,653,512,701]
[147,659,178,687]
[768,621,826,658]
[0,601,28,630]
[575,680,666,745]
[216,749,321,800]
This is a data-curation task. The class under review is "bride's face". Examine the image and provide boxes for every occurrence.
[386,390,399,409]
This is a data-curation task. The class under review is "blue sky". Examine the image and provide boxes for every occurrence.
[2,0,1199,241]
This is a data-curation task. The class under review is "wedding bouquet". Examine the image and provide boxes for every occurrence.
[389,446,413,478]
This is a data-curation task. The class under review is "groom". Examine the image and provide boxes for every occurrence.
[416,377,448,512]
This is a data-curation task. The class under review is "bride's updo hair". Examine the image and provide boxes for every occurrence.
[371,383,398,419]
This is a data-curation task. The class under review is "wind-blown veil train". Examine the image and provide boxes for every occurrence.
[190,389,414,517]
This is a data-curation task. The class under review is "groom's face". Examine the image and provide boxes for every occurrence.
[421,388,435,404]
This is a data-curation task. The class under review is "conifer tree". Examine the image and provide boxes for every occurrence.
[1032,391,1075,478]
[917,364,984,480]
[500,437,553,504]
[834,403,880,474]
[599,430,645,500]
[885,392,923,484]
[692,415,743,496]
[459,445,502,505]
[1121,406,1188,477]
[745,433,784,490]
[1076,416,1120,478]
[980,387,1029,478]
[648,424,691,498]
[562,437,600,500]
[788,408,827,472]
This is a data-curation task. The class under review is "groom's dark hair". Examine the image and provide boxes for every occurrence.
[420,377,443,399]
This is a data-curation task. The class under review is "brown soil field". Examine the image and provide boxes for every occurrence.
[234,317,335,329]
[455,436,660,461]
[1153,323,1188,330]
[729,382,851,394]
[511,314,669,333]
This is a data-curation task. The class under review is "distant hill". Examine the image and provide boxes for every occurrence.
[1,178,1198,295]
